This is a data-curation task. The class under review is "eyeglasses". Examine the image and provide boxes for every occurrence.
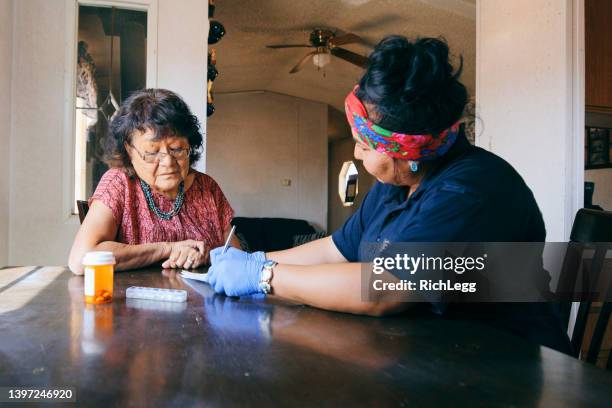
[129,144,191,164]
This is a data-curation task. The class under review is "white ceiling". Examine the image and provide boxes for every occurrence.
[212,0,476,111]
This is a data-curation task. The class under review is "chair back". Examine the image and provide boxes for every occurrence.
[571,208,612,242]
[76,200,89,224]
[230,217,316,252]
[557,208,612,366]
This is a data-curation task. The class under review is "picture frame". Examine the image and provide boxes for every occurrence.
[585,127,612,169]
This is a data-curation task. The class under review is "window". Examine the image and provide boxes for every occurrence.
[74,5,147,212]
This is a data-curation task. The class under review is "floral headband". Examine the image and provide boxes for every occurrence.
[345,86,460,161]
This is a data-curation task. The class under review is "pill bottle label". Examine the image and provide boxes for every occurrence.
[84,267,95,296]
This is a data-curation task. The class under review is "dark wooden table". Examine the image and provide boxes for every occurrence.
[1,266,611,406]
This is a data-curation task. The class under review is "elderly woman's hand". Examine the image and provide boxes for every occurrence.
[162,240,208,269]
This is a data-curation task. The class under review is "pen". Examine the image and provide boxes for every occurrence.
[221,225,236,254]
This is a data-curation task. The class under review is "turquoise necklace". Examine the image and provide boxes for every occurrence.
[140,179,185,220]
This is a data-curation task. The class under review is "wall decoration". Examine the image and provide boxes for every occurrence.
[208,20,226,44]
[206,1,223,117]
[76,41,99,122]
[207,49,217,117]
[585,127,612,169]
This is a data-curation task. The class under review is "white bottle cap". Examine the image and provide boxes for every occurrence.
[82,251,116,266]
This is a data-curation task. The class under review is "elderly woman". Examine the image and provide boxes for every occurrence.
[68,89,238,275]
[206,36,573,355]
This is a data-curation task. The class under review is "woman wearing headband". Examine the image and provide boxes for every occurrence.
[207,36,572,354]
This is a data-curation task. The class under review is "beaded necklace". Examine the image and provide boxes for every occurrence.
[139,179,185,220]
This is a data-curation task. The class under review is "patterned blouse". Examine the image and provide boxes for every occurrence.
[90,168,234,247]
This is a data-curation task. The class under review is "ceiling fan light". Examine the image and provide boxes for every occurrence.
[313,52,331,69]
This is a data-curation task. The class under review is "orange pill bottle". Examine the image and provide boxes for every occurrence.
[83,251,116,304]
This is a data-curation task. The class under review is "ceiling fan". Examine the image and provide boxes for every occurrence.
[266,29,369,74]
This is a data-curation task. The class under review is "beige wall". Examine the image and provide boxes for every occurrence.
[10,0,72,267]
[157,0,208,171]
[327,138,376,233]
[476,0,583,241]
[0,0,12,267]
[7,0,209,266]
[207,92,328,231]
[585,169,612,210]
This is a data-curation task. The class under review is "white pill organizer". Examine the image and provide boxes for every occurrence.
[126,286,188,303]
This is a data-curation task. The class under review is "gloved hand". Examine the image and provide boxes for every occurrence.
[209,246,266,265]
[206,247,266,297]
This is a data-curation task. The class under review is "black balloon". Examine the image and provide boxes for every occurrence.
[208,65,218,81]
[208,20,225,44]
[207,103,215,117]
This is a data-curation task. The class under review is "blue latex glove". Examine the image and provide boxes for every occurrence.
[209,246,266,265]
[206,248,266,297]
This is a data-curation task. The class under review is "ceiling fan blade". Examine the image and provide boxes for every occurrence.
[355,36,379,48]
[266,44,312,49]
[331,47,368,69]
[350,14,404,32]
[289,50,318,74]
[329,33,363,47]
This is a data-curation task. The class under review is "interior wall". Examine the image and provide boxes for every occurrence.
[585,170,612,210]
[0,0,13,267]
[326,106,376,233]
[9,0,70,267]
[157,0,208,171]
[476,0,583,241]
[328,138,376,233]
[8,0,208,266]
[206,91,328,231]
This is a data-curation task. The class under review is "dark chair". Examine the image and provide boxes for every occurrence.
[77,200,89,224]
[557,208,612,366]
[584,181,604,211]
[230,217,317,252]
[588,283,612,369]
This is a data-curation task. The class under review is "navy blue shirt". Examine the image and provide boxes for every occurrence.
[332,131,545,261]
[332,131,573,355]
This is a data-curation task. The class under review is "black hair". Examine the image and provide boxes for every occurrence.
[105,88,203,172]
[356,36,468,134]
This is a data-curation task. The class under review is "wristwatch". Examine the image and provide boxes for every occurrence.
[259,260,277,294]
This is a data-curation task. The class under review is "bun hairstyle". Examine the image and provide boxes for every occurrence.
[356,36,468,135]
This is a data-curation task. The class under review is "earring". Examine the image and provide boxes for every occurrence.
[410,161,419,172]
